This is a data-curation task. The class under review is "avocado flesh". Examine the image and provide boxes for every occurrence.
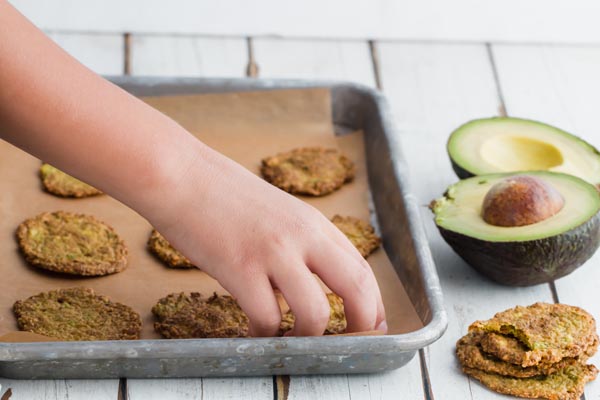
[432,172,600,286]
[448,118,600,186]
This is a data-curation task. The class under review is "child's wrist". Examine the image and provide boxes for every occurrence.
[125,131,210,226]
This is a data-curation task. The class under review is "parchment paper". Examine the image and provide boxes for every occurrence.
[0,88,421,341]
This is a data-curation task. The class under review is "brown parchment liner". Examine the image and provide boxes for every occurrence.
[0,88,421,342]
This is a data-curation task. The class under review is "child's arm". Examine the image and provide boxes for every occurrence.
[0,1,386,336]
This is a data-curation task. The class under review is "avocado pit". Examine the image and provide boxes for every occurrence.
[482,176,565,227]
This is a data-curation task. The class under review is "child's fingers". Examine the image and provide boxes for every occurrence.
[271,263,331,336]
[220,272,282,337]
[308,241,383,333]
[320,220,387,333]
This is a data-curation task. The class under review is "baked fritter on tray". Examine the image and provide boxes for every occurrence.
[261,147,355,196]
[40,163,102,198]
[14,287,141,341]
[331,215,381,258]
[456,302,599,400]
[153,292,347,338]
[152,292,249,338]
[147,229,194,269]
[16,211,128,276]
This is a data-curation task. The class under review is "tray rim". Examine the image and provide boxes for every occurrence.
[0,77,447,366]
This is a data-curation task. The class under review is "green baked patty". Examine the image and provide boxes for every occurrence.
[152,292,248,338]
[470,303,598,367]
[40,163,102,198]
[14,287,141,341]
[147,229,194,269]
[331,215,381,258]
[17,211,128,276]
[457,332,585,378]
[463,363,598,400]
[261,147,355,196]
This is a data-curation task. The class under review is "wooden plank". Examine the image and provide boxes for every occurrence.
[253,38,375,86]
[377,42,555,399]
[127,380,202,400]
[130,35,247,77]
[492,43,600,398]
[203,377,274,399]
[253,38,424,399]
[346,356,424,399]
[127,377,273,400]
[286,375,349,400]
[0,379,118,400]
[46,32,124,75]
[11,0,600,44]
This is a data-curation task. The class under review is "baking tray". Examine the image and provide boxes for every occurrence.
[0,77,446,378]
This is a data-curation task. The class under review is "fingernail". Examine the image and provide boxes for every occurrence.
[376,320,388,333]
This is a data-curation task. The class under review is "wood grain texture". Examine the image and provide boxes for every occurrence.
[127,377,273,400]
[47,32,124,75]
[377,42,555,399]
[12,0,600,43]
[0,379,118,400]
[346,356,425,399]
[492,43,600,398]
[130,35,247,77]
[253,38,375,86]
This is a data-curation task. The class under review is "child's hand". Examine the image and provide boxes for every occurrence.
[150,144,387,336]
[0,1,386,336]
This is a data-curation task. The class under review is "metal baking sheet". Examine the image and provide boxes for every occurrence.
[0,77,447,378]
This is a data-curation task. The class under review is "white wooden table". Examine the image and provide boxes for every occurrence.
[3,3,600,398]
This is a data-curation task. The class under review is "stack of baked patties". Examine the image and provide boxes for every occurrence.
[456,303,599,400]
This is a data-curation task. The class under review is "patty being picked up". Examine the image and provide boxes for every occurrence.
[153,292,348,338]
[279,292,347,335]
[331,215,381,258]
[147,229,194,269]
[13,287,141,341]
[152,292,249,339]
[40,163,102,198]
[261,147,355,196]
[16,211,128,276]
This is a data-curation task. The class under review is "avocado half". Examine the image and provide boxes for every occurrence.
[431,171,600,286]
[447,117,600,186]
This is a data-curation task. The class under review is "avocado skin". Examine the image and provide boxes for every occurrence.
[450,158,475,180]
[437,213,600,286]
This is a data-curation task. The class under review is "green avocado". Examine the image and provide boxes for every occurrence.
[431,171,600,286]
[447,117,600,186]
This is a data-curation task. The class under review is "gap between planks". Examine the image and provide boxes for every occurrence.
[371,39,433,400]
